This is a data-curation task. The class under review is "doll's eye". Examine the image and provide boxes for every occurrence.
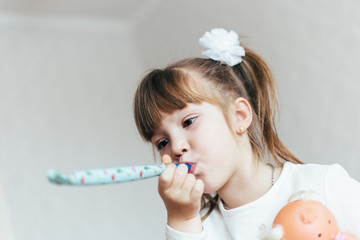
[157,139,169,150]
[183,117,197,128]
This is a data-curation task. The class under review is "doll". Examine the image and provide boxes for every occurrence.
[261,191,357,240]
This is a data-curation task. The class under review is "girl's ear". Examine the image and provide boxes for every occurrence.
[232,97,253,134]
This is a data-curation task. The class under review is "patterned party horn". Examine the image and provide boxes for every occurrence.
[47,163,192,186]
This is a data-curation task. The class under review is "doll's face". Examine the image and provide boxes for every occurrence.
[273,200,339,240]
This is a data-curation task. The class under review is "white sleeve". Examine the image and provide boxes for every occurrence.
[165,225,207,240]
[324,164,360,238]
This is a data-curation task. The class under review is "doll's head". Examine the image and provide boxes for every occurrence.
[261,191,357,240]
[274,199,338,239]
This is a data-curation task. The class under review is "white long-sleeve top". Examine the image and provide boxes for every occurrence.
[165,162,360,240]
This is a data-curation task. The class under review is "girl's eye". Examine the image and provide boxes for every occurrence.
[157,139,169,150]
[183,117,197,128]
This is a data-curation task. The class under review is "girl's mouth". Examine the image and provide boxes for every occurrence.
[188,163,197,174]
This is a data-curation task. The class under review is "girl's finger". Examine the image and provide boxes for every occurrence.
[190,179,204,201]
[181,173,196,194]
[161,154,172,164]
[158,163,176,192]
[170,164,189,189]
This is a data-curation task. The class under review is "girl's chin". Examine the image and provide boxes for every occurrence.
[203,185,219,194]
[203,180,227,195]
[197,175,222,193]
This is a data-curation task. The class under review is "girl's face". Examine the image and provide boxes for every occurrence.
[151,102,245,193]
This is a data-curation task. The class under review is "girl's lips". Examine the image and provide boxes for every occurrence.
[187,163,197,174]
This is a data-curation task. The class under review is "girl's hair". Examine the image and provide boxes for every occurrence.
[133,47,303,220]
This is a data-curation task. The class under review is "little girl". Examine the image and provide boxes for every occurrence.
[133,28,360,239]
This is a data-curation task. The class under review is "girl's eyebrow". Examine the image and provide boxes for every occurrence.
[151,124,167,141]
[151,130,162,142]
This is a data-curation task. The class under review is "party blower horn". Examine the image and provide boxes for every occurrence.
[47,163,194,185]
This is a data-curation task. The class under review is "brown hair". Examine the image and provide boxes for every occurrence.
[133,47,303,220]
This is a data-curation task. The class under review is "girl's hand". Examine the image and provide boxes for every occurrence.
[158,155,204,233]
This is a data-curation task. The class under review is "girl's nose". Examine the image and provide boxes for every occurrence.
[172,139,190,161]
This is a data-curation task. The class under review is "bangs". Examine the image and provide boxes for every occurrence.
[134,68,210,141]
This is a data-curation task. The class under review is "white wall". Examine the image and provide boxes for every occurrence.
[0,169,14,240]
[1,0,360,239]
[0,14,165,240]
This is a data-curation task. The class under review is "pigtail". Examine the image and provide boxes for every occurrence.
[201,193,219,221]
[234,48,303,165]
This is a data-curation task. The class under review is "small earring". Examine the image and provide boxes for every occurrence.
[237,127,245,135]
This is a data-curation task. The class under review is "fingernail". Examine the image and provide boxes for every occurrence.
[174,163,192,172]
